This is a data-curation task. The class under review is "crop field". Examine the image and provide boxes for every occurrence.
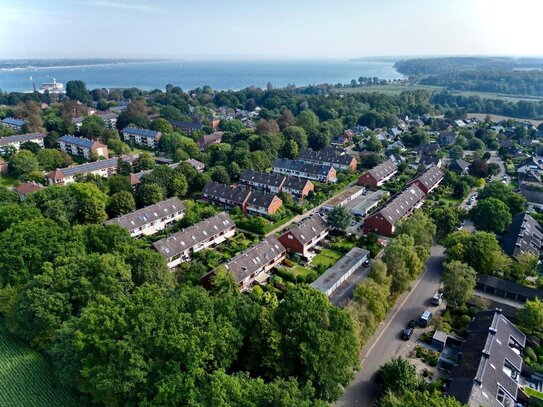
[0,320,80,407]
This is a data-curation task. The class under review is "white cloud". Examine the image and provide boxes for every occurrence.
[82,0,158,12]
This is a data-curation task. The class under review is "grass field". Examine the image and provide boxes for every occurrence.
[525,386,543,400]
[332,83,443,96]
[0,174,17,187]
[0,320,80,407]
[312,249,343,269]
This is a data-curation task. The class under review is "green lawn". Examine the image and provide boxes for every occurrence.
[312,249,343,269]
[290,265,315,278]
[0,174,17,187]
[0,320,79,407]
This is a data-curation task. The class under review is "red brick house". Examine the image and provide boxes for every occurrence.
[278,214,329,260]
[245,190,283,215]
[358,159,398,188]
[202,182,251,213]
[282,177,314,198]
[363,185,425,236]
[410,166,444,194]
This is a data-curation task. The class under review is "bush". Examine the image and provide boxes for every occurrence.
[306,271,319,284]
[526,347,537,363]
[459,315,472,329]
[283,258,294,267]
[428,357,438,367]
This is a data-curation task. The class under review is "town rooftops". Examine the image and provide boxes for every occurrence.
[105,197,185,230]
[186,158,205,170]
[501,212,543,259]
[282,214,329,246]
[376,185,425,225]
[477,275,543,301]
[47,155,138,179]
[122,127,161,138]
[2,117,25,127]
[298,149,355,167]
[224,236,285,282]
[0,132,46,146]
[152,212,234,258]
[283,176,312,191]
[169,120,204,131]
[367,159,398,180]
[448,310,525,406]
[197,132,223,148]
[240,170,285,189]
[246,190,280,208]
[450,159,470,172]
[202,182,251,205]
[272,158,334,177]
[59,134,103,149]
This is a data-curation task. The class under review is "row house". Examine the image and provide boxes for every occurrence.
[203,236,286,292]
[501,212,543,260]
[169,120,204,135]
[153,212,235,268]
[121,127,162,148]
[278,214,330,261]
[272,158,336,183]
[358,159,398,188]
[298,149,357,171]
[410,166,444,194]
[0,132,46,154]
[202,182,282,215]
[45,155,138,186]
[239,169,314,198]
[186,158,205,172]
[72,113,118,130]
[58,135,109,160]
[363,185,425,236]
[104,197,185,238]
[1,117,25,131]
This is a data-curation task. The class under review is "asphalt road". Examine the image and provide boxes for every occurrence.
[335,244,445,407]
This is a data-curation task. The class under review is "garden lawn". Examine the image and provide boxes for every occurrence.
[312,249,343,269]
[0,175,17,187]
[290,265,314,278]
[525,387,543,400]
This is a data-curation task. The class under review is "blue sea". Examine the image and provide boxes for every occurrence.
[0,59,403,92]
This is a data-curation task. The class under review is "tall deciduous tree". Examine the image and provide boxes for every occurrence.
[107,191,136,217]
[326,205,353,232]
[442,260,476,308]
[518,297,543,335]
[470,197,512,233]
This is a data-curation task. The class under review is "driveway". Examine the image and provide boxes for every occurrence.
[335,244,446,407]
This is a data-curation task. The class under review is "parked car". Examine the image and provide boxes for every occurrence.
[431,292,443,306]
[363,259,370,267]
[401,327,414,340]
[419,310,433,327]
[408,319,417,329]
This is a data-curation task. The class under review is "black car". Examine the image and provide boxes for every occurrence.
[401,327,414,340]
[408,319,416,329]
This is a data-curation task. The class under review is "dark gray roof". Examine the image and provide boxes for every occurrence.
[122,127,161,138]
[438,131,457,145]
[272,158,334,177]
[520,185,543,205]
[298,149,355,167]
[246,190,280,208]
[202,182,251,205]
[281,214,329,245]
[417,143,440,155]
[477,275,543,300]
[413,166,444,190]
[197,132,223,147]
[449,159,470,172]
[169,120,204,131]
[310,248,369,294]
[501,212,542,258]
[186,158,204,169]
[2,117,25,126]
[367,159,397,181]
[59,135,96,149]
[50,155,137,178]
[105,197,185,230]
[282,176,312,192]
[240,170,285,189]
[448,310,525,406]
[376,185,425,225]
[0,132,46,146]
[224,236,285,282]
[152,212,234,258]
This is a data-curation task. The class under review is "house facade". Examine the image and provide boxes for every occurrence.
[58,135,109,159]
[358,159,398,188]
[1,117,25,130]
[245,190,283,215]
[278,214,329,260]
[196,132,223,150]
[152,212,235,268]
[239,170,286,194]
[282,177,314,198]
[0,132,46,153]
[363,185,425,236]
[202,182,251,213]
[298,149,357,171]
[169,120,204,135]
[104,197,185,238]
[272,158,337,183]
[203,236,286,292]
[45,155,138,186]
[121,127,162,148]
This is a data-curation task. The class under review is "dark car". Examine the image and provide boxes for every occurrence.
[401,327,414,340]
[408,319,416,329]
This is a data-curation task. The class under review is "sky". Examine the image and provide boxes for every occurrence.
[1,0,543,59]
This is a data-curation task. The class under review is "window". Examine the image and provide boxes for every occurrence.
[496,386,514,406]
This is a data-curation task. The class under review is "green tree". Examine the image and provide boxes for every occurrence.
[296,110,319,134]
[281,139,299,159]
[137,183,164,206]
[380,389,466,407]
[396,211,436,249]
[478,181,526,215]
[378,357,419,395]
[448,145,464,160]
[135,152,156,172]
[169,173,188,198]
[518,297,543,335]
[107,191,136,217]
[65,80,91,104]
[442,260,476,308]
[107,174,132,194]
[470,197,512,233]
[366,135,383,152]
[353,278,390,321]
[327,205,353,232]
[69,182,108,224]
[36,148,67,171]
[0,186,19,204]
[9,150,40,178]
[383,235,423,294]
[208,165,231,184]
[432,206,462,234]
[283,126,308,150]
[150,118,173,133]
